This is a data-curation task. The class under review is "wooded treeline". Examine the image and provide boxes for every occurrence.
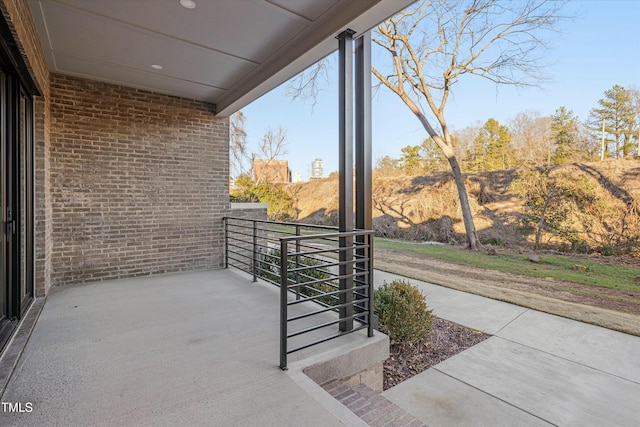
[378,85,640,176]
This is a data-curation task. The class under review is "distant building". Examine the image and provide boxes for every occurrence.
[252,159,291,183]
[310,158,323,179]
[292,172,303,183]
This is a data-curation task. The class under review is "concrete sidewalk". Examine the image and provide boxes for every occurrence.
[375,271,640,427]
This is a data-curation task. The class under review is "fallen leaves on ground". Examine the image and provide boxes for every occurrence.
[383,317,490,390]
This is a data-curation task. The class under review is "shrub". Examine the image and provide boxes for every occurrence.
[257,248,338,306]
[374,280,433,344]
[230,175,296,221]
[601,245,615,257]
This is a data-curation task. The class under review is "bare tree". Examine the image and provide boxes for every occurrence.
[374,155,401,176]
[230,111,249,178]
[629,86,640,156]
[253,126,289,184]
[509,111,553,167]
[286,57,331,111]
[450,123,481,169]
[259,126,288,162]
[576,123,600,162]
[372,0,569,249]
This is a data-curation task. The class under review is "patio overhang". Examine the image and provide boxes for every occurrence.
[28,0,415,116]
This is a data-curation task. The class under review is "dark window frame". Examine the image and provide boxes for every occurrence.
[0,13,37,350]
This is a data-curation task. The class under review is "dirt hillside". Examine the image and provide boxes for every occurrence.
[286,158,640,256]
[285,160,640,335]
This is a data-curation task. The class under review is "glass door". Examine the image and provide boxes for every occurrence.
[19,89,34,315]
[0,63,34,351]
[0,65,13,349]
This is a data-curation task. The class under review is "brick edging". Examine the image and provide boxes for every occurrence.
[323,381,427,427]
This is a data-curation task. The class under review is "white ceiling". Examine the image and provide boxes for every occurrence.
[29,0,414,116]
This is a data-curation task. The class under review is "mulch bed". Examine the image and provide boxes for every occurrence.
[383,317,490,390]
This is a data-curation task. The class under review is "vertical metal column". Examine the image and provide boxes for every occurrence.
[355,32,374,334]
[355,31,372,233]
[338,29,355,332]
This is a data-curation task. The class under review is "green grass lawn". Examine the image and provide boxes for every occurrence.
[375,238,640,292]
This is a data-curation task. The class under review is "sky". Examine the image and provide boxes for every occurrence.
[241,0,640,181]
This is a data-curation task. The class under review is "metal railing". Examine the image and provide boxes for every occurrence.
[223,217,375,369]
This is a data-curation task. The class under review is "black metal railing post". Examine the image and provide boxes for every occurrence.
[295,224,301,300]
[367,234,374,337]
[252,220,258,282]
[223,216,229,268]
[339,236,354,332]
[280,239,289,370]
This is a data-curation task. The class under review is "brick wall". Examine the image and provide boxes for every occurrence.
[34,97,52,296]
[252,159,291,183]
[50,74,229,285]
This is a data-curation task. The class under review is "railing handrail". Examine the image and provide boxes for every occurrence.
[279,229,373,243]
[224,216,340,231]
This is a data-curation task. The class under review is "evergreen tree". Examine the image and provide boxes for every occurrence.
[472,118,513,171]
[588,85,638,158]
[399,145,423,175]
[551,106,580,165]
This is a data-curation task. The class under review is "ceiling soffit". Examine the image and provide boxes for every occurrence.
[28,0,414,115]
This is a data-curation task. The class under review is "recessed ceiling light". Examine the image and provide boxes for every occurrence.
[151,64,163,70]
[180,0,196,9]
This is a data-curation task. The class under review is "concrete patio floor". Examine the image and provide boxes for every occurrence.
[0,270,385,426]
[3,268,640,426]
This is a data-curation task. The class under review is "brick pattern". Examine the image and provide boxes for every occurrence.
[323,381,427,427]
[49,74,229,285]
[34,97,52,296]
[252,159,291,183]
